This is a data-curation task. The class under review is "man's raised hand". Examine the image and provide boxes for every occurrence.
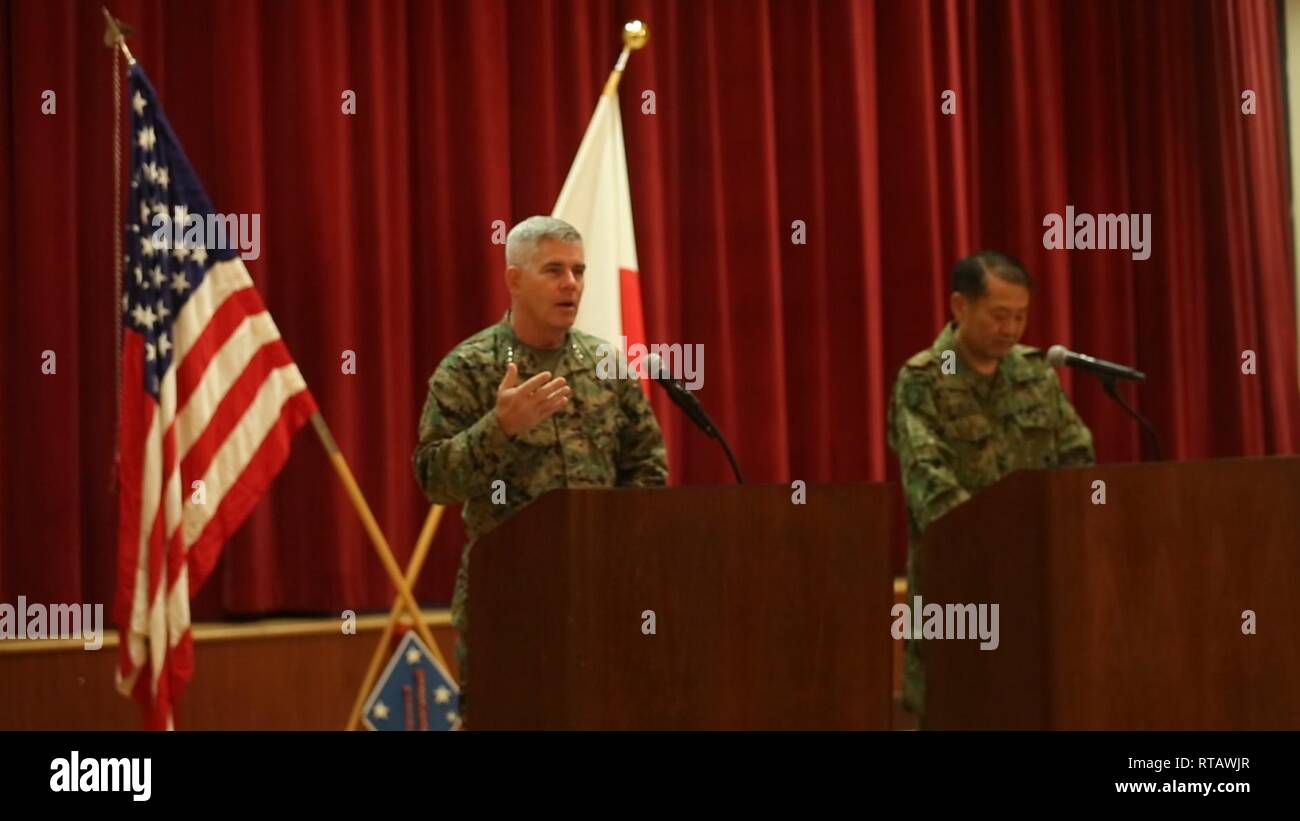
[495,362,571,438]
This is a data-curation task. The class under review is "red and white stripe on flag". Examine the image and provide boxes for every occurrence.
[114,257,316,729]
[552,88,648,375]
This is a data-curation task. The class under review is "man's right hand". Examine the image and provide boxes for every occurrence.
[494,362,572,438]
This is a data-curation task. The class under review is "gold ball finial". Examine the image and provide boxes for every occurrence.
[623,20,649,51]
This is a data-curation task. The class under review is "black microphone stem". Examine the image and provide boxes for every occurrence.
[680,400,745,484]
[715,428,745,484]
[652,378,745,484]
[1099,376,1163,461]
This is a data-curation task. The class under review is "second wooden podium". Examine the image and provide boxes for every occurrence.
[922,457,1300,729]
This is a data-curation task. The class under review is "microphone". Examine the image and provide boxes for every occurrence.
[645,353,744,483]
[1048,344,1162,460]
[1046,345,1145,382]
[645,353,720,439]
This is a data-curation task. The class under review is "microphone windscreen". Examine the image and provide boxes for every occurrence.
[1046,344,1069,367]
[646,352,665,381]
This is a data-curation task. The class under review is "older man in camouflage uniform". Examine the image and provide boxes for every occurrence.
[887,250,1094,727]
[413,216,668,716]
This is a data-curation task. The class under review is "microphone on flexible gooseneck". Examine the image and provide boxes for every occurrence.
[645,353,744,484]
[1047,344,1161,460]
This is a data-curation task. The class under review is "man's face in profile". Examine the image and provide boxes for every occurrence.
[951,274,1030,362]
[508,238,586,336]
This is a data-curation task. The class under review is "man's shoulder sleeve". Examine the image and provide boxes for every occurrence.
[1008,361,1092,467]
[412,331,515,504]
[572,328,611,348]
[1007,345,1051,383]
[905,349,934,369]
[443,329,499,371]
[610,374,669,487]
[892,362,939,418]
[421,345,492,433]
[1038,366,1097,467]
[887,363,971,532]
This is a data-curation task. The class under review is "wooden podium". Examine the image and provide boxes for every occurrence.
[922,457,1300,729]
[468,484,894,729]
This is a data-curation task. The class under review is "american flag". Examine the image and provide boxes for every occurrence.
[114,63,317,729]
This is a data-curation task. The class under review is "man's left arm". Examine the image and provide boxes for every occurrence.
[1049,370,1096,466]
[615,379,669,487]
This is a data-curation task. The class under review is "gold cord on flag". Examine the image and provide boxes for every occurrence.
[104,7,135,488]
[111,41,122,486]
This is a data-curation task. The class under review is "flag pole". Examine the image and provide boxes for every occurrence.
[601,19,650,97]
[308,412,451,670]
[346,503,445,730]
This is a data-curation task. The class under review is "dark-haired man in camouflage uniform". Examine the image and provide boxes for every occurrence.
[413,216,668,720]
[887,251,1095,727]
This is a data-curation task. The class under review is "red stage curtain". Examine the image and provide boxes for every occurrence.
[1,0,1295,617]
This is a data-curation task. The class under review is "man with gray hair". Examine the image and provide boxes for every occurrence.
[412,215,669,723]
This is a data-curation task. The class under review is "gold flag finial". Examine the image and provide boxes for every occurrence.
[605,20,649,95]
[622,20,649,51]
[102,7,136,64]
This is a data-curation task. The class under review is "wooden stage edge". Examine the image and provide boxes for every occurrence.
[0,609,460,731]
[1,585,916,730]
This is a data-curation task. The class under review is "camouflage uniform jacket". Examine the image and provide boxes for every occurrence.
[886,321,1095,720]
[412,313,668,688]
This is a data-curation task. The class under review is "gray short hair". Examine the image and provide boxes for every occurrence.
[505,216,582,268]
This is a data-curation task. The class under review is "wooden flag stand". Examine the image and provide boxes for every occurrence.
[344,500,446,730]
[307,414,457,730]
